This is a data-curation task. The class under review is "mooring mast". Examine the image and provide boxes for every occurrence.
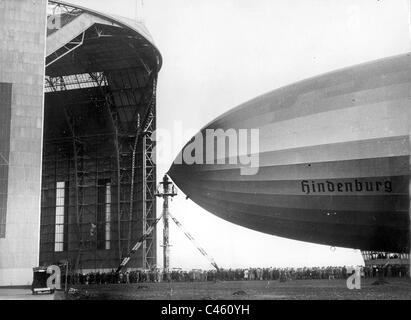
[117,174,219,274]
[156,175,177,275]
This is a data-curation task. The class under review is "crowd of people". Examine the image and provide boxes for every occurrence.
[65,265,409,285]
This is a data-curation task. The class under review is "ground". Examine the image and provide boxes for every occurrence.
[0,288,54,300]
[62,278,411,300]
[1,278,410,300]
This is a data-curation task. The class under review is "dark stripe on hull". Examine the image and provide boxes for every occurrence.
[171,156,409,181]
[172,170,408,195]
[173,177,409,212]
[193,136,410,171]
[185,189,408,228]
[190,194,410,253]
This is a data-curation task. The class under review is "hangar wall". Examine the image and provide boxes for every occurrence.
[0,0,47,286]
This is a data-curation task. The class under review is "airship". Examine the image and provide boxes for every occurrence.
[168,53,411,253]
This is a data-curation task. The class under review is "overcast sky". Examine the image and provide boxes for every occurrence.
[67,0,410,270]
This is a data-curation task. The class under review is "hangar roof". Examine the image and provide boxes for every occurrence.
[47,0,162,76]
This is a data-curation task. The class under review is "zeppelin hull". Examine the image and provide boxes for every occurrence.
[169,53,411,253]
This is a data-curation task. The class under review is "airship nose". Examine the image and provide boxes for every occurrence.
[168,151,194,197]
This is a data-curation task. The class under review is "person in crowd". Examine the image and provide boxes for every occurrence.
[66,262,409,285]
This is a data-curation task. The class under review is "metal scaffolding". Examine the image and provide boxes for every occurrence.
[40,69,158,272]
[142,107,157,269]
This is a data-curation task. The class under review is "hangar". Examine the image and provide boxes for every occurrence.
[0,0,161,286]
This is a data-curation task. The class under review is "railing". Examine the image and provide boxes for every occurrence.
[361,251,409,266]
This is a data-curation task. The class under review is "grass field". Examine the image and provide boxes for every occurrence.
[65,278,411,300]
